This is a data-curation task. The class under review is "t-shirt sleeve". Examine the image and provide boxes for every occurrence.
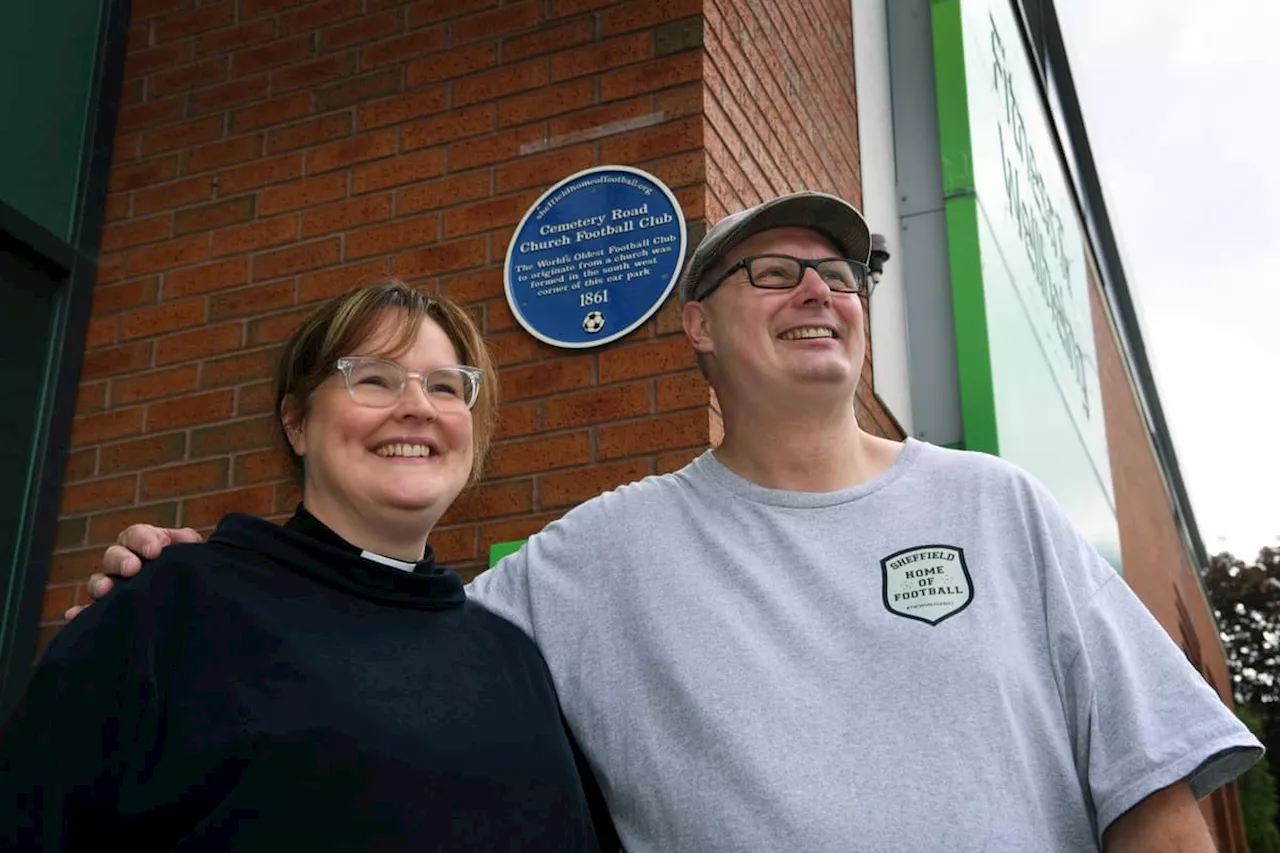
[1031,487,1264,839]
[0,579,165,848]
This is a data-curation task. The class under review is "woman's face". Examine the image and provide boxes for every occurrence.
[287,312,476,536]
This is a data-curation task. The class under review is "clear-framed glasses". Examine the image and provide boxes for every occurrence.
[334,357,483,412]
[702,254,870,300]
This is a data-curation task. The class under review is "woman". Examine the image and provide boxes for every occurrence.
[0,281,611,850]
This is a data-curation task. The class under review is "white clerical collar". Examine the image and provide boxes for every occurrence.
[359,550,418,572]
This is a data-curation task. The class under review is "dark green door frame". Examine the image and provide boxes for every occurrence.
[0,0,131,714]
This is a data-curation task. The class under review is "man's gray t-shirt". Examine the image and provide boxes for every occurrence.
[468,439,1260,851]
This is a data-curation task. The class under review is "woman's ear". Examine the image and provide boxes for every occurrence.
[280,397,307,457]
[682,299,714,357]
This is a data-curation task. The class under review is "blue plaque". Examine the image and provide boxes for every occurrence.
[503,166,687,349]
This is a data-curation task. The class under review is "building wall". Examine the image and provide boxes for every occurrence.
[41,0,903,647]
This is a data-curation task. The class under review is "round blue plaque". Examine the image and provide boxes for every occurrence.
[503,165,687,349]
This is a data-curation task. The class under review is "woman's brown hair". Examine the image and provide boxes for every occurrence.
[273,279,498,488]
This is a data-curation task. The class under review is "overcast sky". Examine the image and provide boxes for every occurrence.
[1055,1,1280,560]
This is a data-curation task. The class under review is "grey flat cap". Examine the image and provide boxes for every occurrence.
[678,191,872,302]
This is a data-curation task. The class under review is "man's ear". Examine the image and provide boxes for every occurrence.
[682,299,715,357]
[280,396,307,457]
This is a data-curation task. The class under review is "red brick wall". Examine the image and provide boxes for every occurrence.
[1089,265,1245,851]
[43,0,711,647]
[702,0,901,441]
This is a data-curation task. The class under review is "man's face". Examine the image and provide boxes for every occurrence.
[682,226,867,402]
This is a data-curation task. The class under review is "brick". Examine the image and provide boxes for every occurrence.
[487,431,590,478]
[598,115,700,162]
[146,389,236,431]
[280,0,362,35]
[114,132,141,163]
[218,153,305,193]
[652,370,707,414]
[117,97,186,134]
[550,32,652,82]
[196,18,277,56]
[151,57,230,97]
[602,0,700,35]
[202,346,281,388]
[345,214,438,260]
[503,18,594,62]
[271,53,355,93]
[86,502,181,546]
[454,59,548,108]
[259,175,347,217]
[320,10,403,52]
[479,512,564,555]
[241,380,274,416]
[70,408,146,447]
[406,42,498,88]
[546,96,652,138]
[247,308,310,345]
[232,35,313,77]
[108,157,179,192]
[233,448,292,485]
[157,3,234,42]
[647,150,702,190]
[441,480,533,524]
[429,524,477,565]
[502,358,593,401]
[182,485,277,528]
[401,105,495,151]
[549,0,616,16]
[56,517,89,549]
[485,298,517,333]
[408,0,497,29]
[230,93,314,133]
[652,295,684,335]
[100,215,173,252]
[440,268,501,304]
[441,191,539,239]
[241,0,309,19]
[394,236,488,279]
[142,116,223,155]
[653,16,703,56]
[97,255,127,287]
[351,148,444,194]
[174,196,257,235]
[315,67,403,111]
[656,446,701,474]
[306,130,397,174]
[297,259,391,303]
[119,298,208,341]
[251,238,342,280]
[190,415,276,457]
[164,257,251,298]
[454,1,542,45]
[494,143,593,193]
[121,78,145,107]
[125,234,211,276]
[273,480,303,514]
[544,381,651,430]
[356,87,448,130]
[75,383,108,414]
[134,177,216,215]
[540,458,651,509]
[46,548,100,587]
[211,215,299,257]
[92,278,160,315]
[599,335,693,382]
[600,51,701,102]
[132,0,184,20]
[448,125,545,171]
[598,409,705,459]
[42,585,79,623]
[190,76,271,114]
[111,364,202,405]
[104,194,131,221]
[653,81,701,118]
[267,112,353,154]
[301,195,392,237]
[210,280,297,319]
[396,171,490,215]
[155,323,244,365]
[485,331,538,367]
[493,400,539,439]
[499,78,595,127]
[65,448,98,483]
[141,459,230,500]
[359,28,446,70]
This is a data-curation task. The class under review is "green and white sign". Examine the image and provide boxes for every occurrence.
[932,0,1121,567]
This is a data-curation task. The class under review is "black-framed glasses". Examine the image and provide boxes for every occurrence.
[700,254,870,301]
[334,357,483,412]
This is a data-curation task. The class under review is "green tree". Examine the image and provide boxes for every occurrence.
[1237,703,1280,852]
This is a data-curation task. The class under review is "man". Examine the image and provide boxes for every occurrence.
[77,192,1260,850]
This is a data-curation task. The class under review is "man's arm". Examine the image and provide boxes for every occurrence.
[1103,780,1217,852]
[65,524,202,619]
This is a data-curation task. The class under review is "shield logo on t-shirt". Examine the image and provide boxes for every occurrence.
[880,545,974,626]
